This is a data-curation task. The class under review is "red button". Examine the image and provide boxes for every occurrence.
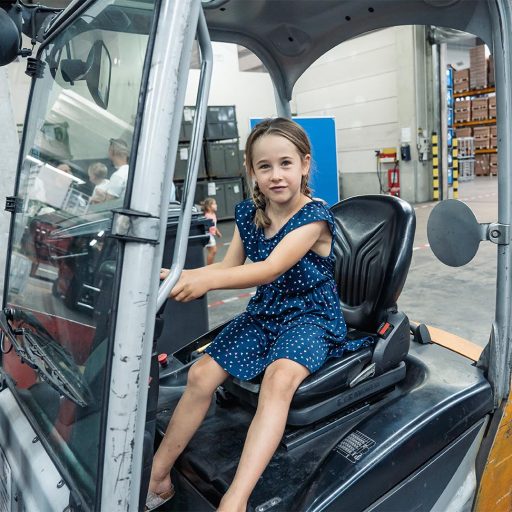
[158,353,168,365]
[378,322,391,336]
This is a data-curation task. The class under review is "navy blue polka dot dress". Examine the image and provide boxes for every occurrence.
[205,199,370,381]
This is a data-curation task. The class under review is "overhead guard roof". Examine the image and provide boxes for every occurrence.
[203,0,492,100]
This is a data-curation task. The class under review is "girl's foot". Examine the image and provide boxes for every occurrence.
[145,484,175,512]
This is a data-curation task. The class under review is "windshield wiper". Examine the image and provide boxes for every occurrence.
[0,308,92,407]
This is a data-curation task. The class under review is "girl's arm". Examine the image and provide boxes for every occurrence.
[160,226,245,279]
[171,221,326,302]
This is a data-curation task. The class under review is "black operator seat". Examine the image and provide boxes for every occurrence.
[223,195,416,426]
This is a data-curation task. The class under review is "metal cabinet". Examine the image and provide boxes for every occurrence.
[205,141,242,178]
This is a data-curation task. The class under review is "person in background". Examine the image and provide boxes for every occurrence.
[201,197,222,265]
[105,138,129,200]
[88,162,110,204]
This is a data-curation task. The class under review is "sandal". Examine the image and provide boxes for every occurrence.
[145,485,175,511]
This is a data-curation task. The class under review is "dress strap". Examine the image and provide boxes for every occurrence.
[282,201,336,238]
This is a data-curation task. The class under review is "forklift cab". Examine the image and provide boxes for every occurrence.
[0,0,510,511]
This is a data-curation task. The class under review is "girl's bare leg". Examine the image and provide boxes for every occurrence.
[218,359,309,512]
[148,355,228,495]
[207,246,217,265]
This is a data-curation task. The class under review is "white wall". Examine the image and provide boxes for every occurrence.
[184,43,276,148]
[293,26,433,202]
[9,42,277,154]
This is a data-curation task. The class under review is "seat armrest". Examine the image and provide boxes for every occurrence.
[372,310,410,374]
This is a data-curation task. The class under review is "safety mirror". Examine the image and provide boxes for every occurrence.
[59,40,111,109]
[0,8,20,66]
[427,199,484,267]
[86,40,111,109]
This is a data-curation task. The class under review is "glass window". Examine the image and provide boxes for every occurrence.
[1,0,157,507]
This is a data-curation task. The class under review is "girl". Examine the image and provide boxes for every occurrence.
[146,118,367,512]
[202,197,222,264]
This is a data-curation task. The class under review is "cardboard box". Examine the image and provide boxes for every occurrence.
[490,125,497,137]
[475,154,490,175]
[470,46,488,89]
[454,68,470,83]
[473,126,490,149]
[491,135,498,149]
[454,99,471,111]
[455,110,471,123]
[488,55,495,86]
[490,153,498,175]
[455,127,472,138]
[473,126,491,137]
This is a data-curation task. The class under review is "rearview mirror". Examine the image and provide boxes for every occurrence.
[59,40,112,109]
[86,40,111,110]
[427,199,486,267]
[0,8,21,66]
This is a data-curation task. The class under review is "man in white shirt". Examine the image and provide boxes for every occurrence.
[105,138,129,200]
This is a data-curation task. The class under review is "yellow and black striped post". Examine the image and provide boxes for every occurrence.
[432,133,439,200]
[452,137,459,199]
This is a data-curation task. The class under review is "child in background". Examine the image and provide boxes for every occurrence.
[146,118,370,512]
[88,162,110,204]
[202,197,222,264]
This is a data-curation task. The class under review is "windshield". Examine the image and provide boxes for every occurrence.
[1,0,157,506]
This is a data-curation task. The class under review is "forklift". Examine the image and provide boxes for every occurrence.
[0,0,510,510]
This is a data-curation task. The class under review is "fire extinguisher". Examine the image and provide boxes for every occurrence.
[388,162,400,197]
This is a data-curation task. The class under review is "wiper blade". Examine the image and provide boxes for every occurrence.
[0,308,92,407]
[22,330,92,407]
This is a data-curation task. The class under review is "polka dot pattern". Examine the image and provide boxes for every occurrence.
[206,200,372,381]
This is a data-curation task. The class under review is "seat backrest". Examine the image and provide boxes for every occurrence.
[331,195,416,333]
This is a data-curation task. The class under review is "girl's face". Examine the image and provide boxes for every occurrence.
[250,134,310,207]
[209,201,217,212]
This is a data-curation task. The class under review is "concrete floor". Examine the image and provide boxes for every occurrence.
[207,176,498,348]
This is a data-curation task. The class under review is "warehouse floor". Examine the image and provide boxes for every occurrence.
[207,176,498,348]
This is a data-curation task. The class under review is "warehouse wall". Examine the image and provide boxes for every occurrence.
[185,43,276,147]
[293,26,433,203]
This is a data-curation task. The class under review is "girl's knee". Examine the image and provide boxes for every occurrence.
[262,360,309,399]
[187,356,226,395]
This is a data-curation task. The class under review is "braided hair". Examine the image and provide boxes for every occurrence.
[245,118,313,229]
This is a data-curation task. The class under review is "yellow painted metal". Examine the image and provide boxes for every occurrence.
[474,388,512,512]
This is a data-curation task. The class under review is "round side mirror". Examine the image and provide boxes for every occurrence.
[0,8,21,67]
[427,199,484,267]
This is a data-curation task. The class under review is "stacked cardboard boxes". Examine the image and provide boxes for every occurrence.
[454,99,471,123]
[471,97,489,121]
[490,154,498,175]
[488,55,495,87]
[454,68,470,93]
[490,125,497,149]
[475,154,490,176]
[470,45,488,89]
[489,95,497,118]
[455,127,472,138]
[473,126,490,149]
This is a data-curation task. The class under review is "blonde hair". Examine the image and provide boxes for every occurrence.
[88,162,108,180]
[245,118,312,228]
[201,197,216,213]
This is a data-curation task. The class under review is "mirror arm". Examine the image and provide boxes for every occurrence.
[486,222,511,245]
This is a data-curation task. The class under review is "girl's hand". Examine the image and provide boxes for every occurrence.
[215,228,222,238]
[160,268,170,280]
[170,269,210,302]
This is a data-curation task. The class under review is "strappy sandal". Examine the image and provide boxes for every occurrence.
[144,485,175,511]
